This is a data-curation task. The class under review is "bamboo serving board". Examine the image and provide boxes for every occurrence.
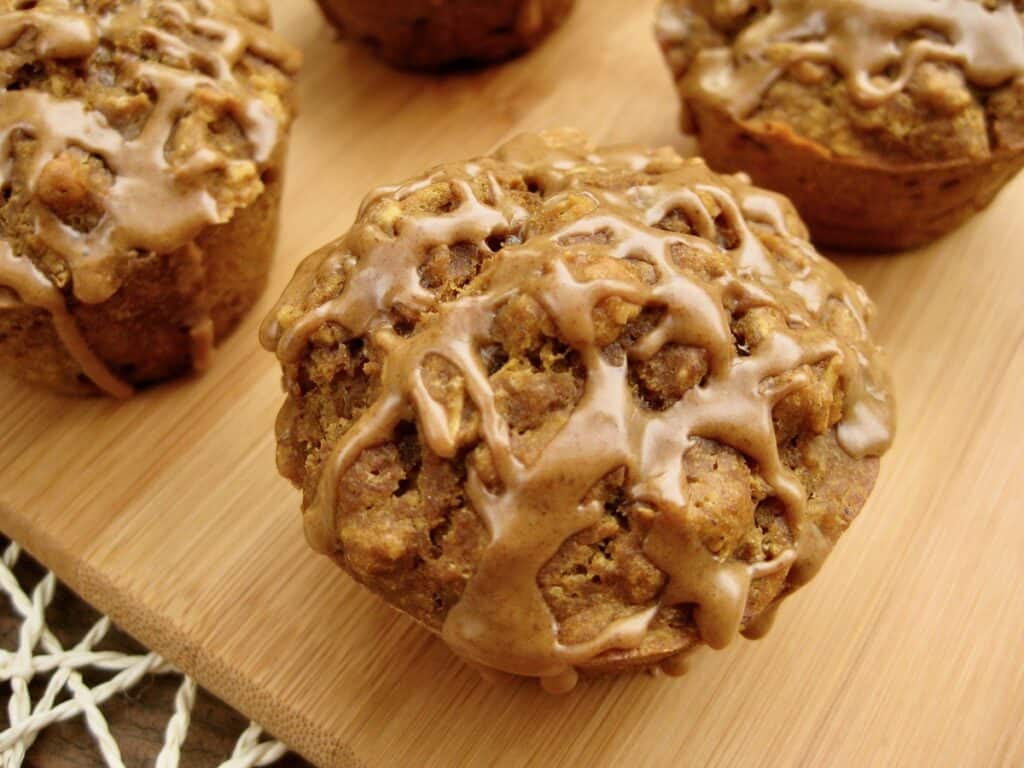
[2,2,1022,766]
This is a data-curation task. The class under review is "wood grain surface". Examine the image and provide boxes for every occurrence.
[2,1,1023,766]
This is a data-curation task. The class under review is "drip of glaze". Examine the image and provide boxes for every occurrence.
[660,0,1024,118]
[0,1,298,393]
[263,132,895,691]
[540,667,579,695]
[0,241,133,398]
[659,646,701,677]
[0,10,98,60]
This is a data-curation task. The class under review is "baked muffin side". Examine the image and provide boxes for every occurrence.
[315,0,575,71]
[0,0,299,396]
[263,130,895,692]
[657,0,1024,250]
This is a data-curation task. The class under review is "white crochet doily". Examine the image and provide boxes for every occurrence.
[0,539,289,767]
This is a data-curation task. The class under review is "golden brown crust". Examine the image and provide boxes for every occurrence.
[0,1,298,395]
[263,130,895,686]
[0,168,282,394]
[690,101,1024,251]
[657,0,1024,250]
[315,0,575,71]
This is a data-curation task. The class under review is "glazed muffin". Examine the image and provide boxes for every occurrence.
[261,129,895,692]
[657,0,1024,251]
[0,0,300,397]
[315,0,575,71]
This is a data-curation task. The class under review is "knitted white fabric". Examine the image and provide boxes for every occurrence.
[0,540,288,768]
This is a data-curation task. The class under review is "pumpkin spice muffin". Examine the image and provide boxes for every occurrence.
[315,0,575,71]
[261,129,895,693]
[657,0,1024,251]
[0,0,300,397]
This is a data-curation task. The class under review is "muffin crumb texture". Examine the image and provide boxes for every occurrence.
[657,0,1024,250]
[263,129,895,692]
[658,0,1024,163]
[0,0,299,396]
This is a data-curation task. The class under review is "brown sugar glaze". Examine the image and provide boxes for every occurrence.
[262,131,895,693]
[659,0,1024,118]
[0,0,299,396]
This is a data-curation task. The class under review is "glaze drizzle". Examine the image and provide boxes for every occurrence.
[0,0,298,395]
[658,0,1024,118]
[263,131,895,692]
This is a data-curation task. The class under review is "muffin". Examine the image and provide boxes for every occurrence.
[315,0,575,71]
[657,0,1024,251]
[261,129,895,693]
[0,0,300,397]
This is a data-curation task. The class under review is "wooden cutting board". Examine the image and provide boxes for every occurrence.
[2,2,1022,766]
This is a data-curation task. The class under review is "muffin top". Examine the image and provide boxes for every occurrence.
[658,0,1024,164]
[0,0,299,310]
[262,129,894,692]
[314,0,575,71]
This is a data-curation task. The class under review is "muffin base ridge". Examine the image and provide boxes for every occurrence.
[0,171,283,397]
[691,102,1024,252]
